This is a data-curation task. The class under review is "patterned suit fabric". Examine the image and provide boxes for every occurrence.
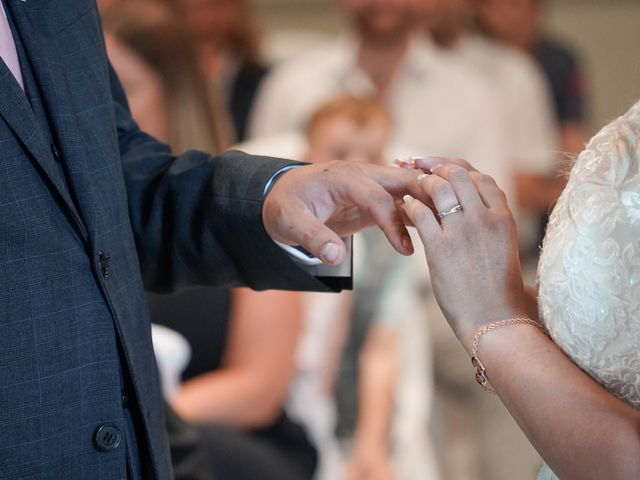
[0,1,343,478]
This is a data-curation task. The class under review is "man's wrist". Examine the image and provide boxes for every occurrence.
[262,164,301,198]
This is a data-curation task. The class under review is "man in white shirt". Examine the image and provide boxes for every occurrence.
[427,0,559,252]
[250,0,511,194]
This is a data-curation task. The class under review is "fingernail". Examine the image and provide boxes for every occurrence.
[321,242,342,265]
[403,194,413,204]
[410,155,426,161]
[393,158,414,170]
[417,173,428,181]
[429,163,443,173]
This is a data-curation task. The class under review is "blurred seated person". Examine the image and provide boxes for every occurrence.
[102,3,316,479]
[238,95,439,480]
[426,0,559,254]
[174,0,269,141]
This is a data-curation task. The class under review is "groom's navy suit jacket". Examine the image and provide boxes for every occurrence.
[0,1,346,478]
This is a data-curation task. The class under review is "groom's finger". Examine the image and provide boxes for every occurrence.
[342,175,414,255]
[268,201,348,265]
[358,163,430,200]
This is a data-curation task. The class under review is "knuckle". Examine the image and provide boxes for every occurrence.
[271,204,290,230]
[344,159,364,173]
[408,202,431,225]
[325,159,352,177]
[369,190,393,208]
[456,158,473,169]
[298,230,315,248]
[490,208,515,230]
[494,207,511,222]
[448,165,470,182]
[298,223,323,247]
[473,172,497,187]
[433,181,454,199]
[414,207,432,226]
[411,205,430,228]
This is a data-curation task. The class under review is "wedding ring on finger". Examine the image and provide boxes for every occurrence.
[437,204,463,219]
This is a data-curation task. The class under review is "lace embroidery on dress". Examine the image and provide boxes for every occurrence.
[535,101,640,479]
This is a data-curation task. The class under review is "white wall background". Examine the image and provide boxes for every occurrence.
[546,1,640,129]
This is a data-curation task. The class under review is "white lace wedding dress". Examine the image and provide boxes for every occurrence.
[536,101,640,479]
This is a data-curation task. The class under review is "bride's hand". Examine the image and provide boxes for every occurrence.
[402,160,528,352]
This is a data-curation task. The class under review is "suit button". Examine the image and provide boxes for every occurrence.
[94,424,121,452]
[51,144,61,162]
[98,250,110,278]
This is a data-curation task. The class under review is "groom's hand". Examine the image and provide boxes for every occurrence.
[262,160,422,265]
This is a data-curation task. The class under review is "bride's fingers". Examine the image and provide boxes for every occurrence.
[413,156,477,173]
[469,171,509,209]
[430,164,486,212]
[402,195,441,246]
[416,174,463,223]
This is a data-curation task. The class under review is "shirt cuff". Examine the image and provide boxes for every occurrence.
[262,164,300,197]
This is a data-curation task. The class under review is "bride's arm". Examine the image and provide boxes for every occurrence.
[478,322,640,479]
[402,161,640,479]
[523,284,539,322]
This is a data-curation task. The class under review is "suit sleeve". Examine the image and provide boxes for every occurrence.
[109,64,350,293]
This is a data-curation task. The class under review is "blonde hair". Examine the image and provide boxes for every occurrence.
[305,95,393,139]
[102,1,232,153]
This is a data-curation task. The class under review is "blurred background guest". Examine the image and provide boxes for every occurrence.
[101,2,315,479]
[474,0,591,260]
[102,0,232,152]
[174,0,269,141]
[101,0,230,154]
[474,0,590,157]
[426,0,559,256]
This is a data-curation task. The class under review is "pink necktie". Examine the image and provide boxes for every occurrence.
[0,2,24,90]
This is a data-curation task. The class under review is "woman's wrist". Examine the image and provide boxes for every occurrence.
[468,319,549,394]
[457,306,530,353]
[471,317,545,392]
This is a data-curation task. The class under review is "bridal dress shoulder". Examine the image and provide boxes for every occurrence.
[537,101,640,479]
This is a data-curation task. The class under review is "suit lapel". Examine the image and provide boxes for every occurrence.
[3,0,91,241]
[0,60,89,242]
[0,63,51,172]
